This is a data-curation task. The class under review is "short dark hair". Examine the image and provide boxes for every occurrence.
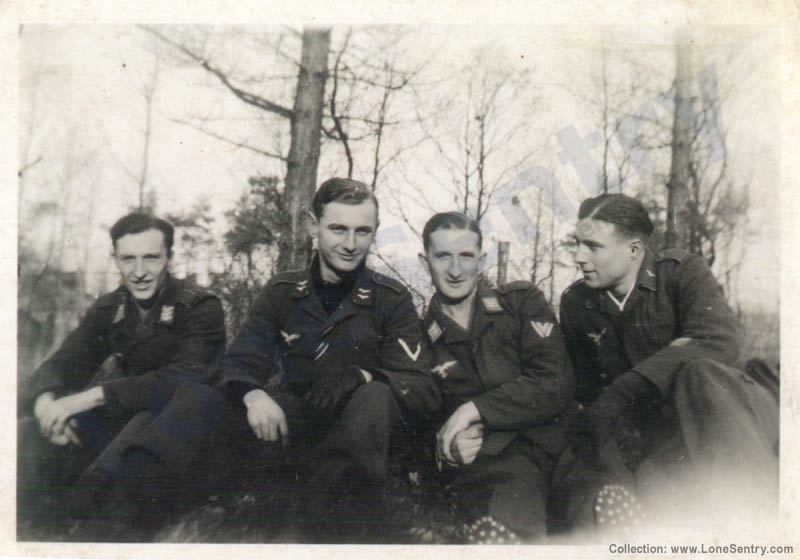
[311,178,379,220]
[578,194,654,239]
[422,212,483,252]
[110,213,175,256]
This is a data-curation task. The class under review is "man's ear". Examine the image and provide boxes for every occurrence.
[629,238,644,259]
[479,251,488,269]
[307,211,319,239]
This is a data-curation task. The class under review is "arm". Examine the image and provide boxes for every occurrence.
[632,254,741,396]
[471,288,575,429]
[217,280,290,406]
[100,295,226,412]
[366,292,441,419]
[22,300,115,412]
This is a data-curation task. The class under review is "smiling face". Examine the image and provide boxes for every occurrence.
[310,200,378,283]
[114,228,171,301]
[573,218,641,295]
[420,228,483,304]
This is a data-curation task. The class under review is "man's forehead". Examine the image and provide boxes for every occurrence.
[575,218,614,239]
[320,200,378,225]
[429,228,480,250]
[116,228,167,250]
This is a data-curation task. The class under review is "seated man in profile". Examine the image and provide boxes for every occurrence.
[415,211,574,543]
[208,178,440,541]
[18,213,226,540]
[554,193,778,530]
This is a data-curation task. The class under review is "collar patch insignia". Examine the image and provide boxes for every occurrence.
[530,320,554,338]
[427,320,443,343]
[159,305,175,324]
[482,297,502,313]
[113,304,125,324]
[354,287,372,304]
[432,360,457,379]
[294,280,310,297]
[398,338,422,362]
[587,328,607,346]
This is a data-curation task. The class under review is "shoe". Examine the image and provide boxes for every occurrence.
[593,484,644,528]
[463,516,520,544]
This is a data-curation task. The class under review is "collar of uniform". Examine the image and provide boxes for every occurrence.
[585,252,656,310]
[636,250,658,291]
[350,265,376,307]
[476,283,504,314]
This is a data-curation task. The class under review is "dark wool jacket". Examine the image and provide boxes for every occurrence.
[559,248,741,403]
[22,274,226,413]
[217,261,440,420]
[422,282,575,455]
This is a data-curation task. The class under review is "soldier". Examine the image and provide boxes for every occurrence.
[555,193,778,529]
[18,213,226,539]
[415,212,574,543]
[209,178,439,540]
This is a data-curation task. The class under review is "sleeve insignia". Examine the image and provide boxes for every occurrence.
[530,320,554,338]
[398,338,422,362]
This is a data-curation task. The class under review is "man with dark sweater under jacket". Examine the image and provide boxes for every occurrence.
[206,178,440,540]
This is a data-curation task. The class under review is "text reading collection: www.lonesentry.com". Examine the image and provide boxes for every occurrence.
[609,544,795,555]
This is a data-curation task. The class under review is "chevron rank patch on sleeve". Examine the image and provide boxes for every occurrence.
[398,338,422,362]
[530,320,554,338]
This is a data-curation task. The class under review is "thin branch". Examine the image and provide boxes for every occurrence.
[169,116,290,161]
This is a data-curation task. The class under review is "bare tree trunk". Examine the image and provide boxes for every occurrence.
[666,40,692,249]
[497,241,509,287]
[277,28,331,272]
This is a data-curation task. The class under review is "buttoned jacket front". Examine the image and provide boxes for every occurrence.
[218,262,440,419]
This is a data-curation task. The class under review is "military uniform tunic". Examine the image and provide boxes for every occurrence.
[18,275,226,534]
[421,281,574,537]
[553,248,778,530]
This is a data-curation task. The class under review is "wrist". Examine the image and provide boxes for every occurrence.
[87,386,106,407]
[243,389,269,407]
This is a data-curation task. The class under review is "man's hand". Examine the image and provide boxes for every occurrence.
[243,389,289,445]
[37,387,104,444]
[450,423,484,466]
[437,401,481,465]
[303,366,366,414]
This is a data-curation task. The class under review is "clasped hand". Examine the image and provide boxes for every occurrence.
[33,387,104,446]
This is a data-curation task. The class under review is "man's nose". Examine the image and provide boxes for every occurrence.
[342,231,357,251]
[573,245,588,265]
[448,258,463,277]
[134,259,147,277]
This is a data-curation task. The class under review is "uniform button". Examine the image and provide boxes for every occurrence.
[600,373,607,379]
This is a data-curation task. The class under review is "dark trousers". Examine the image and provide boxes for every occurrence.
[18,382,226,531]
[548,357,779,532]
[203,381,403,531]
[445,436,555,539]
